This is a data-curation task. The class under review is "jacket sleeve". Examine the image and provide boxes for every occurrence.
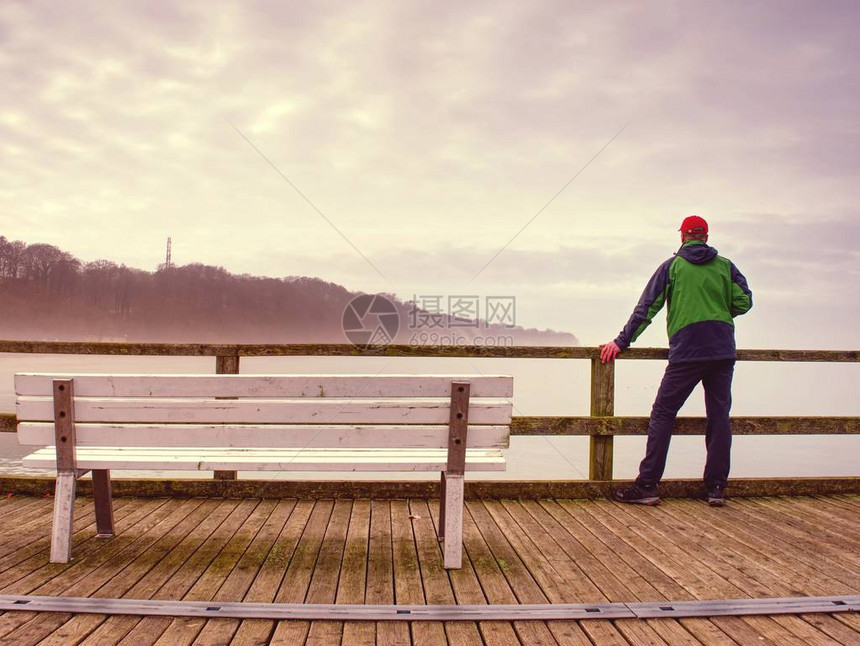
[613,258,672,350]
[729,262,753,317]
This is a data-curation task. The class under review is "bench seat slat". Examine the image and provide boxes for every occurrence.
[21,446,506,471]
[17,422,511,449]
[15,374,514,398]
[16,397,513,425]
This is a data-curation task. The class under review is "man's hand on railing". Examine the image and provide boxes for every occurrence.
[599,341,621,364]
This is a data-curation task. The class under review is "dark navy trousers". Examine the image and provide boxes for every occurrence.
[636,359,735,489]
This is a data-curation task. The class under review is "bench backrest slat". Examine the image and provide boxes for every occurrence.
[16,397,512,425]
[17,423,511,448]
[15,374,513,398]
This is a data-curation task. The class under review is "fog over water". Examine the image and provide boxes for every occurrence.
[1,354,856,481]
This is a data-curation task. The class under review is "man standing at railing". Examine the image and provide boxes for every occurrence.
[600,216,753,507]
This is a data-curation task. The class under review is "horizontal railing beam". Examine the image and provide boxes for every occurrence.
[0,341,857,362]
[511,416,860,435]
[1,413,857,435]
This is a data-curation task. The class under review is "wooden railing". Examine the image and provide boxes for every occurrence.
[0,341,857,485]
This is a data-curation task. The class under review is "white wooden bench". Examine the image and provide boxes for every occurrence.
[15,373,512,568]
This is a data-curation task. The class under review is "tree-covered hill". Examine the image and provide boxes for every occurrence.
[0,236,578,345]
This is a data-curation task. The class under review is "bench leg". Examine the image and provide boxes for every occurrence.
[92,469,115,537]
[50,473,77,563]
[438,471,447,541]
[442,474,464,569]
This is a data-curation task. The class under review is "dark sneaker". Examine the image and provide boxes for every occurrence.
[613,484,660,506]
[706,486,725,507]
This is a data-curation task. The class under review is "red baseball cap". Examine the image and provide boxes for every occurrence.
[679,215,708,234]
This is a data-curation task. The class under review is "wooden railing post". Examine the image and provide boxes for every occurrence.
[214,353,240,480]
[589,358,615,480]
[215,353,240,376]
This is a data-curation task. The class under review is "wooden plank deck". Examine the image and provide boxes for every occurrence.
[0,495,856,645]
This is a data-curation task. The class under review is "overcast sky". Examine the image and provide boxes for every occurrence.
[1,0,858,348]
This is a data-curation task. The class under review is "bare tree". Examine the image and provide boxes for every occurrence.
[0,236,26,281]
[20,243,76,287]
[83,260,120,307]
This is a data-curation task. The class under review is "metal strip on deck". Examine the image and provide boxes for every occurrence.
[0,594,856,621]
[0,596,632,620]
[628,595,860,618]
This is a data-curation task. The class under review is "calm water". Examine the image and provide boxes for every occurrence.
[1,353,857,481]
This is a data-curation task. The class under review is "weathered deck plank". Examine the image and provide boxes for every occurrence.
[684,498,859,591]
[391,499,446,645]
[336,499,374,646]
[230,499,312,645]
[0,495,854,645]
[656,501,847,644]
[192,499,294,645]
[767,495,860,541]
[410,499,482,646]
[602,498,823,643]
[521,500,703,645]
[736,497,860,563]
[359,500,408,646]
[670,498,854,594]
[51,498,228,644]
[472,500,609,645]
[0,496,52,526]
[294,499,352,645]
[116,499,259,645]
[2,498,203,644]
[77,498,244,645]
[0,498,120,572]
[648,500,805,597]
[0,498,180,638]
[834,611,860,637]
[560,499,737,645]
[265,499,334,645]
[460,501,568,645]
[148,498,270,645]
[426,499,521,646]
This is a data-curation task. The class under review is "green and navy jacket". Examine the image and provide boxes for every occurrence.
[613,241,752,363]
